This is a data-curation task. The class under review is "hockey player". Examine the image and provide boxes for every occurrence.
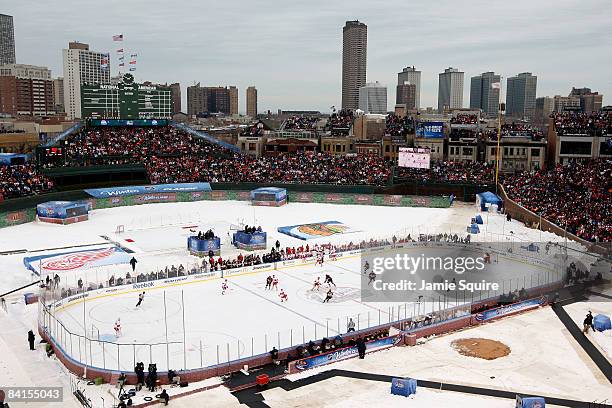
[136,291,145,308]
[271,275,279,291]
[312,277,321,291]
[114,319,122,337]
[323,289,333,303]
[368,271,377,285]
[363,261,370,274]
[315,251,324,267]
[265,275,273,290]
[279,289,288,303]
[324,274,336,287]
[328,248,337,261]
[221,279,229,295]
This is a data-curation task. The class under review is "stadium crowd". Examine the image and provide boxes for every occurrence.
[553,112,612,136]
[450,114,478,125]
[283,116,319,131]
[0,164,54,200]
[503,159,612,242]
[325,109,353,135]
[397,161,496,184]
[147,152,392,185]
[385,113,414,137]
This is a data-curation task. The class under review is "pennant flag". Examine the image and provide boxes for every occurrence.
[129,60,137,65]
[119,63,125,67]
[118,56,125,61]
[491,82,501,90]
[112,34,123,41]
[116,48,124,53]
[130,53,138,58]
[129,67,136,72]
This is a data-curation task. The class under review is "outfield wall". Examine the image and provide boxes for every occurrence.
[0,189,451,229]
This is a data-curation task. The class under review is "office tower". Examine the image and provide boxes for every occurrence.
[397,66,421,109]
[187,84,234,116]
[569,87,603,113]
[229,86,238,116]
[62,42,111,119]
[0,63,54,116]
[53,77,65,113]
[341,20,367,110]
[506,72,537,119]
[359,82,387,114]
[470,71,501,117]
[169,83,181,114]
[0,14,16,65]
[396,82,416,109]
[438,67,464,112]
[246,86,257,117]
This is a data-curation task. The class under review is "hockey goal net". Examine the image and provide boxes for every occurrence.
[115,225,125,234]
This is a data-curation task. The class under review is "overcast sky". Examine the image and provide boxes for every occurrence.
[5,0,612,114]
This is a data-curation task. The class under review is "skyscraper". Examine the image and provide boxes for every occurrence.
[0,14,16,65]
[229,86,238,116]
[397,66,421,109]
[470,72,500,117]
[396,83,416,109]
[505,72,537,119]
[438,67,464,113]
[569,87,603,113]
[0,64,55,117]
[246,86,257,117]
[62,42,111,119]
[186,84,234,116]
[359,82,387,114]
[53,77,65,113]
[341,20,367,110]
[169,83,181,115]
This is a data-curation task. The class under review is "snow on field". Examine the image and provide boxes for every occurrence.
[261,376,569,408]
[285,307,611,403]
[0,199,570,294]
[563,294,612,361]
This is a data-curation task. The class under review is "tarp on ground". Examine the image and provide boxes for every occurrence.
[476,191,502,212]
[593,314,611,332]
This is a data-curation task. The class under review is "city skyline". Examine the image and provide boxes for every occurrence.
[3,0,611,113]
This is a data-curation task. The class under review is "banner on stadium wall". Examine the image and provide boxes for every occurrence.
[475,297,546,322]
[416,121,444,138]
[294,335,401,370]
[84,183,212,198]
[23,246,131,275]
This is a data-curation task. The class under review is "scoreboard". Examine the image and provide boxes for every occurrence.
[81,73,172,119]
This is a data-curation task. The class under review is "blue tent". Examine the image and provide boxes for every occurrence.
[476,191,502,212]
[593,314,611,332]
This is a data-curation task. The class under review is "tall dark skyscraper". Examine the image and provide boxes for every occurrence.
[470,72,500,118]
[341,20,367,110]
[506,72,537,119]
[0,14,16,65]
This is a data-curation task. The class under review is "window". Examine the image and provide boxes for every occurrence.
[462,147,473,156]
[531,148,540,157]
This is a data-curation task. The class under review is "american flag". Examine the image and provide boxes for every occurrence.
[112,34,123,41]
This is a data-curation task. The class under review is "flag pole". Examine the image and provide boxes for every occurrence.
[494,78,503,194]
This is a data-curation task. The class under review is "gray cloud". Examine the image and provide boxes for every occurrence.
[5,0,611,113]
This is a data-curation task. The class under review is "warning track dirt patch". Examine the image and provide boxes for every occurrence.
[451,338,511,360]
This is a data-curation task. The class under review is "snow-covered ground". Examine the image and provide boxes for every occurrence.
[0,200,576,294]
[0,199,608,407]
[563,289,612,362]
[273,306,611,405]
